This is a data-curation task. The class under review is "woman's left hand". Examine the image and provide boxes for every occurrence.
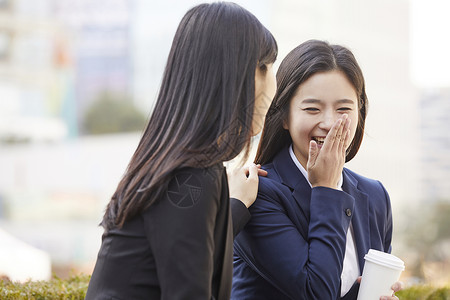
[357,277,403,300]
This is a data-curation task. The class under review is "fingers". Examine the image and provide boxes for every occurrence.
[239,164,267,177]
[307,140,319,170]
[380,296,398,300]
[247,164,259,180]
[379,281,403,300]
[343,129,351,154]
[391,281,403,292]
[252,164,267,177]
[357,276,362,284]
[257,168,268,177]
[338,126,347,153]
[321,114,348,152]
[340,117,351,155]
[227,163,262,208]
[334,114,347,151]
[321,118,342,152]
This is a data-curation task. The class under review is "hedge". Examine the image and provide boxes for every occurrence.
[0,274,449,299]
[0,274,89,300]
[396,285,450,300]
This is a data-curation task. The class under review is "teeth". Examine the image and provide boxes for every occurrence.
[313,137,325,144]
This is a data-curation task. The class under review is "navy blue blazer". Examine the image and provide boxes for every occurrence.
[232,146,393,300]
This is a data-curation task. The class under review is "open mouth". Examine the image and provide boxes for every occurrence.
[312,137,325,146]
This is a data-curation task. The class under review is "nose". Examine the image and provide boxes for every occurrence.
[318,110,337,131]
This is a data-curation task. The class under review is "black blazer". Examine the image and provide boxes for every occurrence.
[86,164,250,300]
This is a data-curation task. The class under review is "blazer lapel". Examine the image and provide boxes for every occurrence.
[342,169,370,274]
[271,147,371,272]
[273,146,312,239]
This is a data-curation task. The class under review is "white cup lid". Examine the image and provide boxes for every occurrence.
[364,249,405,271]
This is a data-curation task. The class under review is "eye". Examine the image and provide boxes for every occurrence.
[337,107,352,112]
[303,107,320,112]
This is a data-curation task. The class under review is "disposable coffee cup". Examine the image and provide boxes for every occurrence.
[357,249,405,300]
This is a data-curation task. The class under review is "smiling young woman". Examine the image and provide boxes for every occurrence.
[232,40,401,300]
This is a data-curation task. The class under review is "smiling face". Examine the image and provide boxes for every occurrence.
[283,70,359,169]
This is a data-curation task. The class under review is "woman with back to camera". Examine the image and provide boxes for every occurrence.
[232,40,401,300]
[85,2,277,300]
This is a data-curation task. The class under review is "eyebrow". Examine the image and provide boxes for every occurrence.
[301,99,355,104]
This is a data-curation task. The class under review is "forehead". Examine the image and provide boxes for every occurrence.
[292,70,358,103]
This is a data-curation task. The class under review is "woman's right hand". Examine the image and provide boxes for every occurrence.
[307,114,351,189]
[227,164,267,208]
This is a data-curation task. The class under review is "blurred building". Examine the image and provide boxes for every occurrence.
[0,0,133,140]
[410,0,450,202]
[54,0,133,132]
[270,0,421,209]
[130,0,272,111]
[0,0,134,276]
[0,0,69,142]
[419,89,450,201]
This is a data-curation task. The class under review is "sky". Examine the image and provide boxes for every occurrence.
[410,0,450,88]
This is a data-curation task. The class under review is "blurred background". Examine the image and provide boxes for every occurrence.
[0,0,449,286]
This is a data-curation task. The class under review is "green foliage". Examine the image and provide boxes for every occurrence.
[83,92,147,135]
[396,285,450,300]
[427,287,450,300]
[400,200,450,279]
[1,275,448,300]
[396,285,435,299]
[0,274,90,300]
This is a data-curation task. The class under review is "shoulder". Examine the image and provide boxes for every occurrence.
[258,162,285,194]
[344,168,390,209]
[171,164,225,186]
[344,168,387,191]
[252,163,292,212]
[165,164,225,209]
[260,161,284,185]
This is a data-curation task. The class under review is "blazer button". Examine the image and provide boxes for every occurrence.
[345,208,352,217]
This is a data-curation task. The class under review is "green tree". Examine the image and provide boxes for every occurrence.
[83,93,147,135]
[401,200,450,279]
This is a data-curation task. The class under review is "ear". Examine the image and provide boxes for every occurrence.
[282,118,289,130]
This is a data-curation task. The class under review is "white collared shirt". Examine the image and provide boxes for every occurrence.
[288,145,359,296]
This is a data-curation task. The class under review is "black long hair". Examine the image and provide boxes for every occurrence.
[103,2,277,229]
[255,39,367,165]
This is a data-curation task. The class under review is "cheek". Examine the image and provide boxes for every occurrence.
[287,115,311,140]
[268,77,276,100]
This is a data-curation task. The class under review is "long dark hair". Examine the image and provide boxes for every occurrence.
[103,2,277,229]
[255,39,367,165]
